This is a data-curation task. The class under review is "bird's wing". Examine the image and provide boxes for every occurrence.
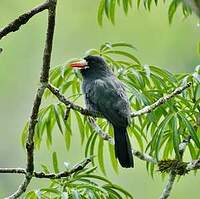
[85,78,130,127]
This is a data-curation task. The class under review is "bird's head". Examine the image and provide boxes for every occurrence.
[69,55,109,77]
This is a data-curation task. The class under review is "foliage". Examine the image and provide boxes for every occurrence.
[23,153,133,199]
[97,0,193,25]
[22,42,200,180]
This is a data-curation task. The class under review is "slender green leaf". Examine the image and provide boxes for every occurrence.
[123,0,129,14]
[168,0,180,24]
[171,115,180,159]
[98,0,106,26]
[75,111,85,144]
[71,189,81,199]
[178,112,200,148]
[98,137,106,175]
[21,122,29,148]
[54,104,64,134]
[105,50,140,64]
[110,0,116,24]
[108,126,118,173]
[52,151,59,173]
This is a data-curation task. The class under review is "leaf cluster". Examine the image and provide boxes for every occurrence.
[97,0,193,25]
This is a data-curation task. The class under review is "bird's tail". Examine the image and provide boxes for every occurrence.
[113,126,134,168]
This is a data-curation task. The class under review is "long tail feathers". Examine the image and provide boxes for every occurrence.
[113,126,134,168]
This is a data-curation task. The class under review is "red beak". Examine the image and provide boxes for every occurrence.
[69,60,88,69]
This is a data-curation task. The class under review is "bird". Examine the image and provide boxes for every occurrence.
[70,55,134,168]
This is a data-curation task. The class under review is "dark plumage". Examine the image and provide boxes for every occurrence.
[73,55,134,168]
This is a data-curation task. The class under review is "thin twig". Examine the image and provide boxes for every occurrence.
[34,157,91,179]
[0,168,26,174]
[0,1,49,40]
[47,83,103,117]
[47,83,191,119]
[132,149,157,164]
[0,158,91,179]
[87,117,114,143]
[186,158,200,171]
[6,1,57,198]
[87,116,157,163]
[131,83,191,117]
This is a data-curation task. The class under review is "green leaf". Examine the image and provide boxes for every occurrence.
[98,0,106,26]
[105,0,110,18]
[46,119,52,148]
[188,143,197,159]
[62,192,69,199]
[150,65,177,83]
[74,111,85,144]
[108,126,118,173]
[123,0,129,14]
[54,104,64,134]
[137,0,141,8]
[79,174,112,184]
[111,42,136,50]
[21,122,29,148]
[85,132,96,157]
[61,80,73,93]
[110,0,116,24]
[154,114,173,160]
[104,187,123,199]
[171,115,180,159]
[143,64,151,79]
[71,189,81,199]
[52,151,59,173]
[86,190,96,199]
[25,191,38,199]
[65,122,71,150]
[41,164,50,174]
[40,188,60,194]
[178,112,200,148]
[90,133,98,164]
[85,49,100,56]
[76,184,108,195]
[168,0,180,24]
[105,50,140,64]
[131,127,144,152]
[104,184,133,199]
[98,137,106,175]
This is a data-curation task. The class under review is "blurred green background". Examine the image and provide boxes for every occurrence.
[0,0,199,198]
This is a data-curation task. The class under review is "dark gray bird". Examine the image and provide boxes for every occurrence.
[70,55,134,168]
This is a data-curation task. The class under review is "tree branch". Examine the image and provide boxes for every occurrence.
[186,158,200,171]
[6,1,57,198]
[87,117,114,143]
[87,117,157,164]
[0,168,26,174]
[47,83,191,118]
[159,136,191,199]
[47,83,103,117]
[0,158,91,179]
[131,82,191,117]
[46,82,191,165]
[0,1,49,40]
[159,171,176,199]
